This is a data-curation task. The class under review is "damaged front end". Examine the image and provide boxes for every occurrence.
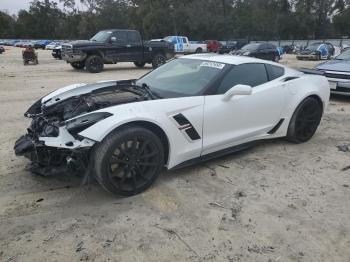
[14,80,152,176]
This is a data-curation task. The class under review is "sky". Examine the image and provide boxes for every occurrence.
[0,0,32,14]
[0,0,83,15]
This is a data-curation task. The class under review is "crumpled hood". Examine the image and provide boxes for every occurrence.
[25,79,148,121]
[315,60,350,72]
[41,80,118,107]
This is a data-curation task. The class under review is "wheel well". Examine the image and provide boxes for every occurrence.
[115,121,170,164]
[86,50,103,58]
[154,51,165,57]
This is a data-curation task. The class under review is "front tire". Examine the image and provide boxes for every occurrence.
[152,54,166,69]
[286,97,323,143]
[70,61,85,70]
[93,125,164,196]
[85,55,104,73]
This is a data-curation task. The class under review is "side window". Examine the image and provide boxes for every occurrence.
[267,44,275,50]
[111,31,127,44]
[266,64,285,80]
[217,63,268,94]
[259,43,266,50]
[128,31,141,45]
[182,37,187,44]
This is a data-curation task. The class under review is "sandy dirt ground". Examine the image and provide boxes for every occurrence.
[0,47,349,262]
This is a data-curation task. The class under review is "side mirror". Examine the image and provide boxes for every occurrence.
[110,36,117,42]
[222,84,252,101]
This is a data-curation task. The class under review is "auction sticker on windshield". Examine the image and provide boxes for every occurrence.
[200,61,225,69]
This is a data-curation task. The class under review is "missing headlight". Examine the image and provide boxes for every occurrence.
[64,112,113,134]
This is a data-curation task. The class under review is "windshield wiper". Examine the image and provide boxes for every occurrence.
[137,83,162,99]
[117,82,162,99]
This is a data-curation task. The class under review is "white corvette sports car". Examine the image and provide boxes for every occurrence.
[15,54,330,196]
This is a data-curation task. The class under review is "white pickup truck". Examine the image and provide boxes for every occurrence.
[164,36,207,54]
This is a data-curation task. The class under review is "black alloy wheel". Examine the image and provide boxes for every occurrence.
[287,97,323,143]
[93,126,164,196]
[85,55,104,73]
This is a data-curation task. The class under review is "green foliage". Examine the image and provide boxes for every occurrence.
[0,0,349,40]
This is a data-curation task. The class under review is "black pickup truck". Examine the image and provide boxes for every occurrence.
[61,29,175,73]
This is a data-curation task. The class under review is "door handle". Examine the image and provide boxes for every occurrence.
[126,44,131,48]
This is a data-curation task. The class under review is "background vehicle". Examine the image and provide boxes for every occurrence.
[15,54,329,196]
[325,42,335,56]
[205,40,222,52]
[52,45,62,59]
[22,48,38,65]
[296,42,331,60]
[233,43,280,62]
[0,46,4,54]
[283,44,296,54]
[62,29,175,73]
[34,40,52,49]
[218,41,237,54]
[218,40,249,54]
[313,48,350,96]
[164,36,207,53]
[45,42,61,50]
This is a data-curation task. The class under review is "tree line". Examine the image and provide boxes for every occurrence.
[1,0,350,41]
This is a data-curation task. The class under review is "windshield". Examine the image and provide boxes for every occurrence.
[136,58,227,98]
[335,49,350,60]
[306,43,321,51]
[91,31,112,42]
[241,43,260,51]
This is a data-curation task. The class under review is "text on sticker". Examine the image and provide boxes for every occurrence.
[200,61,225,69]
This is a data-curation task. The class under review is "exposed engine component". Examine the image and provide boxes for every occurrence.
[15,82,152,176]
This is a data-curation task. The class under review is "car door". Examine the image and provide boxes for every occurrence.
[182,37,191,53]
[255,44,266,60]
[202,63,287,155]
[108,31,129,62]
[127,31,143,62]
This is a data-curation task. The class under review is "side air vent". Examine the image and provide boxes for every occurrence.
[173,114,190,126]
[173,113,201,141]
[268,119,285,134]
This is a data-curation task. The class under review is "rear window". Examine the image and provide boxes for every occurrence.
[266,64,285,80]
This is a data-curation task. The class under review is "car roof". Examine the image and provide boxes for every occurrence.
[181,54,280,66]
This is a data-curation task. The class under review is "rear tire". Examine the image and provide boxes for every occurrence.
[134,62,146,68]
[70,61,85,70]
[286,97,323,143]
[85,55,104,73]
[93,125,164,196]
[195,48,203,53]
[152,54,166,69]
